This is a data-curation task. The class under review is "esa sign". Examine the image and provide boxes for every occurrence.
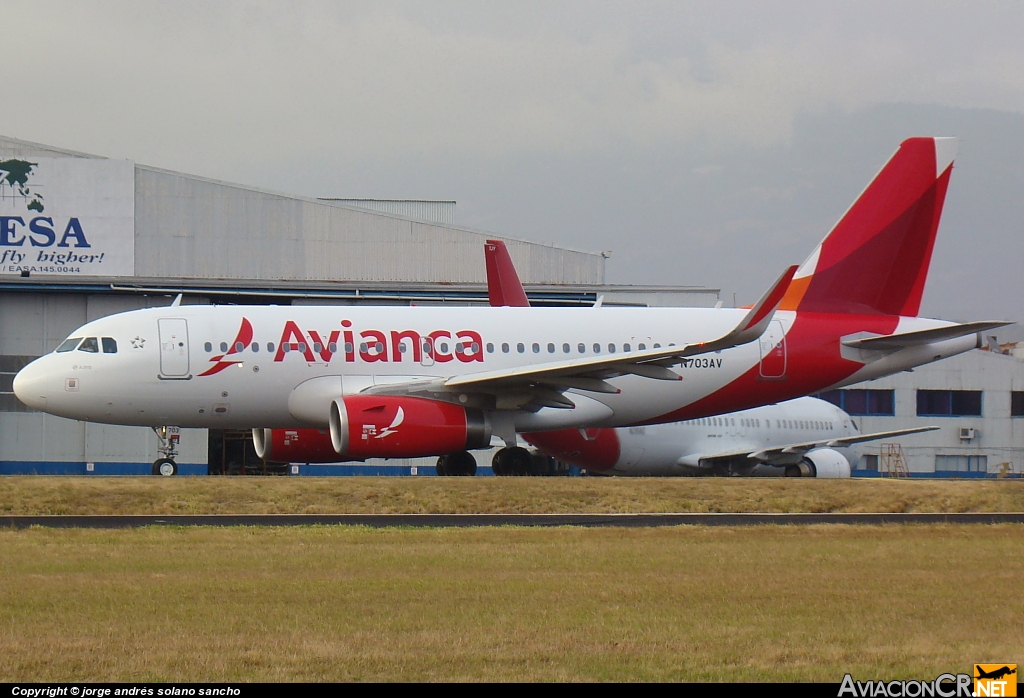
[0,157,134,276]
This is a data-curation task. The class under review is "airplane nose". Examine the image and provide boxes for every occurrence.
[13,359,49,410]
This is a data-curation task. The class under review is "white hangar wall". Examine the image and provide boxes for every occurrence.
[1,135,605,285]
[827,349,1024,476]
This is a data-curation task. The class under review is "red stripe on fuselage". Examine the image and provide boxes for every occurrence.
[642,312,900,424]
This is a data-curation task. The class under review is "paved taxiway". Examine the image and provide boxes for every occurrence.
[2,512,1023,528]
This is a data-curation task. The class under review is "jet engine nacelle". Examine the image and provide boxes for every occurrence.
[329,395,491,459]
[785,448,851,478]
[252,427,338,463]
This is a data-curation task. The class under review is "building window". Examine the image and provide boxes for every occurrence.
[917,390,982,417]
[1012,391,1024,417]
[935,454,987,473]
[817,389,895,416]
[0,355,38,413]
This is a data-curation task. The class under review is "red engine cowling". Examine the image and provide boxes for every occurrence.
[329,395,491,459]
[252,428,339,463]
[523,428,621,471]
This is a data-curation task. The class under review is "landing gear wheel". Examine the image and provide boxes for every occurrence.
[445,451,477,477]
[492,447,532,476]
[435,455,450,476]
[152,458,178,476]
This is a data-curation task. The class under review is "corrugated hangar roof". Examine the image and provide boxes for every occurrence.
[0,135,605,286]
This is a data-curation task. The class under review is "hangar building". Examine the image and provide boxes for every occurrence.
[0,135,718,474]
[820,346,1024,477]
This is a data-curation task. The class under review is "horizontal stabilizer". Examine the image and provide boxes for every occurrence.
[842,321,1012,351]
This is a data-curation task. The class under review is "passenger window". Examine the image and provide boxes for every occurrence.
[56,338,82,353]
[78,337,99,353]
[236,342,245,353]
[486,343,494,353]
[563,343,570,353]
[220,342,228,353]
[532,343,540,353]
[328,342,337,353]
[593,343,601,353]
[638,343,646,350]
[439,343,448,353]
[471,342,480,353]
[455,343,463,353]
[501,343,509,353]
[624,343,631,352]
[204,342,212,352]
[101,337,117,354]
[267,342,275,353]
[313,343,323,353]
[547,343,555,353]
[517,343,525,353]
[252,342,260,353]
[654,343,661,348]
[299,343,308,353]
[608,344,616,353]
[578,343,585,353]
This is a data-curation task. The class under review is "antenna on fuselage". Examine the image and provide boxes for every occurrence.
[170,293,183,307]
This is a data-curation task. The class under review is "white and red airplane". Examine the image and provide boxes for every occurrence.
[252,241,940,478]
[490,239,939,477]
[13,137,1007,475]
[523,397,938,477]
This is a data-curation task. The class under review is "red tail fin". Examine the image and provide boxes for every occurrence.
[780,137,956,316]
[485,240,531,308]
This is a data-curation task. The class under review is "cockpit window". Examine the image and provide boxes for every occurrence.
[102,337,118,354]
[78,337,100,353]
[56,338,83,353]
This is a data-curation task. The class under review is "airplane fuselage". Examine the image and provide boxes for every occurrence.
[14,303,975,433]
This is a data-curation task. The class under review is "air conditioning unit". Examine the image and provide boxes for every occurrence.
[959,427,977,441]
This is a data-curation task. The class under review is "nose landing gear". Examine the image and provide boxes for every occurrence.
[152,426,181,476]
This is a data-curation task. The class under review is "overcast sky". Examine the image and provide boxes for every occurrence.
[3,1,1023,329]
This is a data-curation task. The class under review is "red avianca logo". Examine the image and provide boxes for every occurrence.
[198,318,254,376]
[200,318,485,377]
[273,319,484,364]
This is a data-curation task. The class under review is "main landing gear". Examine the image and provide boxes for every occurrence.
[491,446,533,476]
[436,450,478,476]
[152,426,180,476]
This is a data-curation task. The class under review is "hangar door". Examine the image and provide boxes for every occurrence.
[158,318,191,377]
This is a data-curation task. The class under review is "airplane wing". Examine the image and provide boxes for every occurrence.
[842,321,1012,351]
[367,265,798,409]
[679,425,939,466]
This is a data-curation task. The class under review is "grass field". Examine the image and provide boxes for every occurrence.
[1,523,1021,682]
[1,476,1023,515]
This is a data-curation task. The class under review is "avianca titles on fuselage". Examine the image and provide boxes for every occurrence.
[13,137,1009,462]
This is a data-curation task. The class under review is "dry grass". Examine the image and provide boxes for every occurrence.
[0,524,1020,681]
[0,476,1022,515]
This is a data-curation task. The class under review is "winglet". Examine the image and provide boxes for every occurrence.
[739,265,798,334]
[684,265,797,355]
[485,240,531,308]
